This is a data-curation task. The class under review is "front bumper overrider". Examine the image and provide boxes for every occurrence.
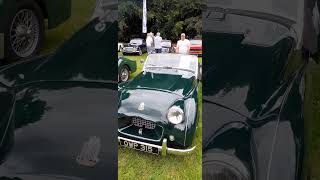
[118,136,196,156]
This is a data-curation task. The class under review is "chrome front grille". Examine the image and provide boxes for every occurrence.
[132,117,156,129]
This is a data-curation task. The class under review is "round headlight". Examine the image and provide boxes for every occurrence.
[167,106,184,124]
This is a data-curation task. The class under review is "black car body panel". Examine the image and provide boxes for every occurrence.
[0,7,118,179]
[202,0,306,179]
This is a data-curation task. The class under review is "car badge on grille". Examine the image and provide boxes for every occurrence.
[138,128,143,135]
[76,136,101,167]
[138,102,145,111]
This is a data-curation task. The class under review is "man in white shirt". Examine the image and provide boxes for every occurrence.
[176,33,191,54]
[146,33,154,54]
[154,32,163,53]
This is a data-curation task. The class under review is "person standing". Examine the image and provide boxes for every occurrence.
[146,33,154,54]
[176,33,191,54]
[154,32,163,53]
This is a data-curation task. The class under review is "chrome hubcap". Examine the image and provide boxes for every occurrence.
[10,9,39,57]
[121,69,129,81]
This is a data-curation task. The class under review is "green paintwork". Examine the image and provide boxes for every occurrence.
[118,69,199,148]
[202,33,307,179]
[0,16,118,179]
[118,56,137,73]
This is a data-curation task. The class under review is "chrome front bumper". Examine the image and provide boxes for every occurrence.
[0,33,4,59]
[118,136,196,156]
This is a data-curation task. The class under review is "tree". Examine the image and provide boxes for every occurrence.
[118,0,202,42]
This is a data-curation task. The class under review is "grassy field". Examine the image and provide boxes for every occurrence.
[118,52,202,180]
[305,61,320,180]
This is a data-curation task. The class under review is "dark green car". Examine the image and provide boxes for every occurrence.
[118,56,137,82]
[202,0,316,179]
[0,0,71,60]
[0,2,118,179]
[118,53,201,155]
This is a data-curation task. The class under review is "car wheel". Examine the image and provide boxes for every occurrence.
[4,0,44,61]
[119,66,130,82]
[203,151,251,180]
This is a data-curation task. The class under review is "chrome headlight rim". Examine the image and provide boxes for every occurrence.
[167,106,184,124]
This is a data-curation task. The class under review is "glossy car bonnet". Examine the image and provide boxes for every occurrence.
[204,0,304,47]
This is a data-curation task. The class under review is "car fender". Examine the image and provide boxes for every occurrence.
[183,90,198,147]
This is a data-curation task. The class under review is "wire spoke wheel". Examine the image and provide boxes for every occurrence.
[9,9,39,58]
[120,67,129,82]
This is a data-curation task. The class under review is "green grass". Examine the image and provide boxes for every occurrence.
[41,0,95,54]
[118,52,202,180]
[304,61,320,180]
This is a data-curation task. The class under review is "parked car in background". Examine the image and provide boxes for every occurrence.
[122,38,147,56]
[161,39,172,53]
[0,0,71,61]
[0,1,118,179]
[118,56,137,82]
[118,53,201,156]
[189,39,202,56]
[118,42,124,52]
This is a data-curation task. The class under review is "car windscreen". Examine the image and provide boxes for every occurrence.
[161,41,172,47]
[144,54,198,74]
[190,40,202,45]
[203,0,300,47]
[130,39,143,45]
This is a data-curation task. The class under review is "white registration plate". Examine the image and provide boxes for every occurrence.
[119,139,160,155]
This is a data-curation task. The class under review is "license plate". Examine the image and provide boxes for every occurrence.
[119,139,160,155]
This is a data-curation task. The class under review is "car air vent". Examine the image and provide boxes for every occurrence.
[132,117,156,129]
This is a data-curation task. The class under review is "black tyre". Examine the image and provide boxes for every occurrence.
[119,66,130,82]
[203,152,251,180]
[4,0,44,61]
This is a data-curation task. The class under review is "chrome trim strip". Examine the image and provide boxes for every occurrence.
[184,100,192,146]
[118,136,196,156]
[0,33,4,59]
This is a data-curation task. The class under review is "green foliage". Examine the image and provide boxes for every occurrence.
[118,0,202,42]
